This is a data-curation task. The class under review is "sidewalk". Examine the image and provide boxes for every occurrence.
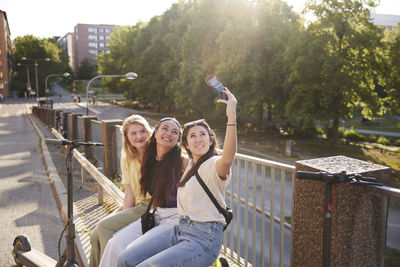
[0,100,65,265]
[27,107,120,266]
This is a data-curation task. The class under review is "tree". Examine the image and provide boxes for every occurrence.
[76,58,98,79]
[284,0,385,143]
[383,24,400,115]
[12,35,70,97]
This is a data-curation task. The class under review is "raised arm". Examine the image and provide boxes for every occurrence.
[216,88,237,180]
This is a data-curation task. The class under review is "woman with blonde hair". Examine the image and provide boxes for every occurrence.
[90,114,153,267]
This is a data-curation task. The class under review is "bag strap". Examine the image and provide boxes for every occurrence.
[144,197,155,214]
[195,170,228,222]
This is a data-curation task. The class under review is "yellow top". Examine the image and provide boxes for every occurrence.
[120,155,149,204]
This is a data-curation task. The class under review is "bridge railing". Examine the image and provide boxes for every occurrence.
[32,105,400,266]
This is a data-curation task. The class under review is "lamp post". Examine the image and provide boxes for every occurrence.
[85,72,137,115]
[21,57,50,105]
[17,63,32,98]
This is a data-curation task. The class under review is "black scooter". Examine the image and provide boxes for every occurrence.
[12,138,103,267]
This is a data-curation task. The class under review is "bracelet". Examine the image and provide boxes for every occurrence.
[226,123,237,126]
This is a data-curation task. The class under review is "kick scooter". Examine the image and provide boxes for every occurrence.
[295,170,383,267]
[12,138,103,267]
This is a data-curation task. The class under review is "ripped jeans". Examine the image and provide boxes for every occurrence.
[117,216,224,267]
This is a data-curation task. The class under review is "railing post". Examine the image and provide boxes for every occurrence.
[81,115,97,156]
[69,113,80,140]
[291,155,390,267]
[102,119,123,179]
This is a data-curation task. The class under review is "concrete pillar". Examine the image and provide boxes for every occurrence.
[69,113,80,140]
[61,112,70,139]
[291,155,390,267]
[81,116,97,156]
[102,119,122,179]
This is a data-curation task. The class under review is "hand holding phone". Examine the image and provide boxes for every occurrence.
[205,75,228,100]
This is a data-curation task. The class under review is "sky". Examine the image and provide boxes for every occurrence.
[2,0,400,40]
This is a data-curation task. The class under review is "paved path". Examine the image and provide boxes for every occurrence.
[0,98,64,266]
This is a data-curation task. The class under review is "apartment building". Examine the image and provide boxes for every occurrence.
[0,10,12,98]
[371,13,400,31]
[72,23,113,72]
[58,32,74,70]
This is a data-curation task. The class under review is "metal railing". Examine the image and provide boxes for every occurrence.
[46,110,400,267]
[222,151,295,267]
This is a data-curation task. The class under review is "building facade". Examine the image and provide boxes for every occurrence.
[0,10,12,98]
[72,23,113,72]
[371,13,400,31]
[58,32,74,70]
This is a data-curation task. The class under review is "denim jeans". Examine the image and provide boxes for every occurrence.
[117,216,224,267]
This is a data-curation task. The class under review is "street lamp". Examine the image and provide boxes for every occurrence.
[17,62,32,98]
[85,72,138,115]
[45,72,70,106]
[45,72,71,93]
[21,57,50,105]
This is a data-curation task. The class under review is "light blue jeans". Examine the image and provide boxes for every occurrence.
[117,216,224,267]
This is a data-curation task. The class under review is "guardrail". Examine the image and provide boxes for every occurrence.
[33,106,400,267]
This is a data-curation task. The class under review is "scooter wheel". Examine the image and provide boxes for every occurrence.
[12,235,31,266]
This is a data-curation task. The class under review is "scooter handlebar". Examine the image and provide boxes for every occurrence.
[46,138,104,147]
[296,171,336,182]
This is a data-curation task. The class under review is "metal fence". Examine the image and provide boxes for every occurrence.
[90,120,104,169]
[222,151,294,267]
[48,112,400,267]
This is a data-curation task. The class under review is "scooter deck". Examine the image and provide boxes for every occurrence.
[15,248,57,267]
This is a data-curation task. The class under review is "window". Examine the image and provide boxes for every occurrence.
[89,50,98,55]
[99,43,104,48]
[106,50,110,54]
[0,72,3,78]
[88,35,98,41]
[88,42,98,48]
[105,28,111,33]
[0,83,3,89]
[106,36,110,40]
[106,43,110,47]
[88,27,97,34]
[99,28,104,33]
[76,35,79,40]
[99,35,104,41]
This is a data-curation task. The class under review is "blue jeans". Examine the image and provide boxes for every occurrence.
[117,217,224,267]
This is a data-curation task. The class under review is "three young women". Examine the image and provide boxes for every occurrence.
[89,114,153,267]
[117,87,237,267]
[99,117,188,267]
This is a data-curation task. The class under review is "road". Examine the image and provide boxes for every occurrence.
[0,98,64,265]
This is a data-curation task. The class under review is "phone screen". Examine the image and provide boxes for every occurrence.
[207,76,228,100]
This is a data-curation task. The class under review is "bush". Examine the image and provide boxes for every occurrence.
[377,136,391,146]
[343,128,366,141]
[368,134,377,142]
[395,139,400,147]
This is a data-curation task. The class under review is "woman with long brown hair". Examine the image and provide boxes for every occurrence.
[99,117,187,267]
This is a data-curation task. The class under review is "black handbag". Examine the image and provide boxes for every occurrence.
[141,198,156,234]
[195,171,233,231]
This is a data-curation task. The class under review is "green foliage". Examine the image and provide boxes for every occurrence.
[377,136,390,146]
[368,134,377,142]
[11,35,70,96]
[343,128,366,141]
[394,139,400,147]
[76,58,98,79]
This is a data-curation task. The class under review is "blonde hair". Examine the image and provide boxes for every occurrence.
[121,114,153,162]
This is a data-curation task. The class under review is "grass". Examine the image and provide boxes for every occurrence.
[385,247,400,267]
[341,112,400,133]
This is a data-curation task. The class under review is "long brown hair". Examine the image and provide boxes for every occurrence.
[178,120,218,187]
[139,118,183,207]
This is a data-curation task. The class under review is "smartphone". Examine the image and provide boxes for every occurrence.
[205,75,228,100]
